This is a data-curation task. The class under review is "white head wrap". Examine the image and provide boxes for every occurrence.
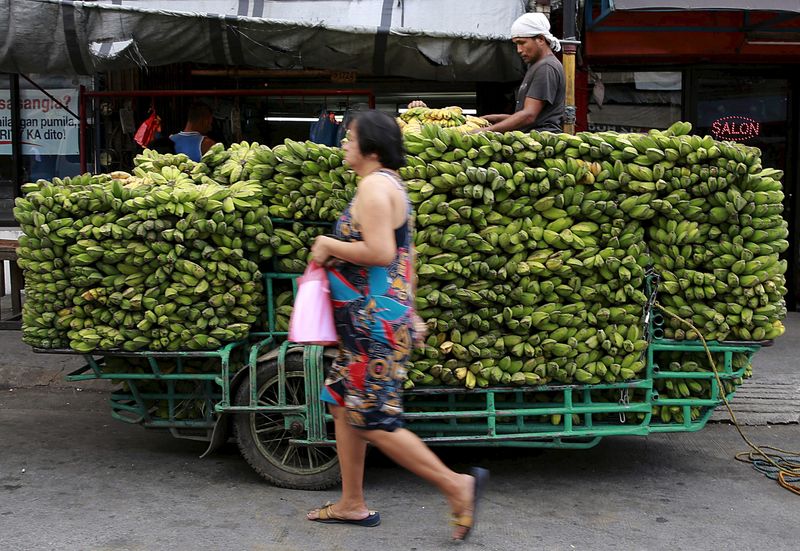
[510,13,561,53]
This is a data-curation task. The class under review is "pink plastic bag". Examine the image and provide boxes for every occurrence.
[288,261,338,346]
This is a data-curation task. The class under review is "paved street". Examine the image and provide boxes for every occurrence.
[1,314,798,550]
[1,387,798,551]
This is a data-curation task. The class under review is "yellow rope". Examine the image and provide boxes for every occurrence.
[654,301,800,496]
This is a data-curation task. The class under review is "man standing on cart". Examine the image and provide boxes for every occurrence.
[410,13,565,134]
[481,12,565,133]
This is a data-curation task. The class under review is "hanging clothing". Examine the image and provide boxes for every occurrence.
[309,111,340,146]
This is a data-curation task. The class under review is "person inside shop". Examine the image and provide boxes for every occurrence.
[306,110,489,542]
[149,135,176,155]
[481,12,565,133]
[170,102,216,162]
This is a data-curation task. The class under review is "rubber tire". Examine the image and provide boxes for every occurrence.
[233,353,341,490]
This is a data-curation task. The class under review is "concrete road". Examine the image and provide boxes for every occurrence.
[1,388,797,551]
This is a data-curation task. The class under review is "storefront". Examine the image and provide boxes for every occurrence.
[79,69,493,174]
[581,1,800,308]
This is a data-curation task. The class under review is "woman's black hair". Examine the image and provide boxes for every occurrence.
[350,110,406,170]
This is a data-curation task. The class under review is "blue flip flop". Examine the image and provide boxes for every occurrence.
[452,467,490,543]
[310,502,381,527]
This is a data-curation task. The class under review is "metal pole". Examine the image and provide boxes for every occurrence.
[562,0,580,135]
[10,74,23,193]
[562,40,580,135]
[79,85,87,173]
[83,88,373,99]
[93,75,101,174]
[563,0,578,40]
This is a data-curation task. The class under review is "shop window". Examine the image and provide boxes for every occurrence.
[587,71,682,133]
[18,75,89,183]
[694,73,789,176]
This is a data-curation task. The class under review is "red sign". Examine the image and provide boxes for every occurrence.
[711,116,760,142]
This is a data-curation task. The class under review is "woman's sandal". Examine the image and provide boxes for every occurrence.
[451,467,490,543]
[309,502,381,527]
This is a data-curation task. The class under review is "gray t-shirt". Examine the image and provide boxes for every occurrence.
[515,55,565,132]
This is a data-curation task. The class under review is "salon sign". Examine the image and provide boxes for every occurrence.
[711,116,760,142]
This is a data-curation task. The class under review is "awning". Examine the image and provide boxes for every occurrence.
[0,0,527,81]
[585,0,800,60]
[613,0,800,11]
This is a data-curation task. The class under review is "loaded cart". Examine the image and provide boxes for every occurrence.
[35,251,765,491]
[19,112,786,490]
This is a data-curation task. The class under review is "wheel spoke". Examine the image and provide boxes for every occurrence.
[255,420,285,434]
[258,395,279,407]
[287,380,302,405]
[260,433,290,447]
[281,443,298,466]
[309,446,333,466]
[254,411,281,422]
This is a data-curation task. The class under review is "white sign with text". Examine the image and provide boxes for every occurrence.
[0,89,79,155]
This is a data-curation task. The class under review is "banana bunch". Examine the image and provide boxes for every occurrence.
[419,107,466,127]
[257,138,356,222]
[199,142,230,169]
[273,290,295,333]
[134,165,194,188]
[133,149,194,173]
[269,223,326,273]
[398,105,489,135]
[211,141,262,184]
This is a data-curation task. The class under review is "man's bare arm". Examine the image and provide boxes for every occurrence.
[482,97,544,133]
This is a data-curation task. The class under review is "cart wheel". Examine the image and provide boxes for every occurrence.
[233,354,341,490]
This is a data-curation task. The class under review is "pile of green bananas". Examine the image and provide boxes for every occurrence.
[240,138,357,222]
[550,124,788,341]
[649,161,787,341]
[397,124,656,389]
[14,161,268,352]
[15,122,787,390]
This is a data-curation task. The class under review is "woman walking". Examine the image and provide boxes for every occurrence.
[307,110,488,541]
